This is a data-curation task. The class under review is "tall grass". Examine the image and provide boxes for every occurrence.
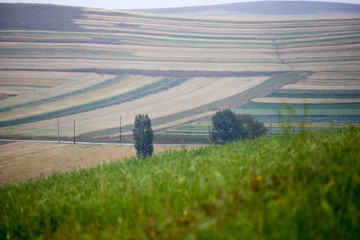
[1,128,359,239]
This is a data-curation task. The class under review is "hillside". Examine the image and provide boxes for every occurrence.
[0,3,359,142]
[136,1,360,18]
[1,128,359,238]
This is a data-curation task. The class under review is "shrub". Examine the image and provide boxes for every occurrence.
[211,109,267,144]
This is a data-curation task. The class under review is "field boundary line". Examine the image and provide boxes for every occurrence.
[0,139,206,147]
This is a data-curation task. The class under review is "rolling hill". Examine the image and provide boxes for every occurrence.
[136,1,360,18]
[0,2,359,142]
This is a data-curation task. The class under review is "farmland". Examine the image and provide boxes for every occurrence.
[1,3,360,142]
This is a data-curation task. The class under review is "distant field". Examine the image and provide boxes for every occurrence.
[0,4,359,141]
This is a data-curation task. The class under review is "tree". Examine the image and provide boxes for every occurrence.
[211,109,243,144]
[211,109,267,144]
[133,114,154,158]
[237,114,268,139]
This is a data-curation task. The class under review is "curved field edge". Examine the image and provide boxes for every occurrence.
[78,72,302,141]
[0,73,289,139]
[0,128,359,239]
[0,78,188,127]
[0,75,126,113]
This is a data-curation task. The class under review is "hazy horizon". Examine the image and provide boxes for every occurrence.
[1,0,359,10]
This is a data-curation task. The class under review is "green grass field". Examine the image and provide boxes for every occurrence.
[1,128,359,239]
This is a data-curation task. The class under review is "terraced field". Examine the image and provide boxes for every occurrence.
[0,4,359,141]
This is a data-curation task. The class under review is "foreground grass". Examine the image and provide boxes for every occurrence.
[1,128,359,239]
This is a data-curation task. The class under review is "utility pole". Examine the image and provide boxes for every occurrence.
[57,119,60,143]
[119,116,122,143]
[208,125,211,143]
[269,120,272,136]
[73,119,76,144]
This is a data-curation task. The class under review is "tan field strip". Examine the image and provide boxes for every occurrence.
[252,97,360,104]
[290,60,360,72]
[0,78,63,87]
[0,41,276,61]
[0,58,291,72]
[0,86,43,96]
[0,70,87,87]
[0,71,115,108]
[0,76,268,137]
[0,142,196,186]
[281,49,360,59]
[281,71,360,90]
[0,76,161,122]
[307,71,360,80]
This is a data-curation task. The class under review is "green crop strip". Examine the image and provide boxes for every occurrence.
[276,34,360,45]
[0,76,128,113]
[243,102,360,110]
[284,56,360,63]
[268,89,360,96]
[266,92,360,99]
[0,78,189,127]
[236,108,360,116]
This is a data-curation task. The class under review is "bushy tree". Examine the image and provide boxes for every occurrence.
[133,114,154,158]
[237,114,268,139]
[211,109,267,144]
[211,109,243,144]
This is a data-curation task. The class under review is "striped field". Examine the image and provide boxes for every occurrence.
[0,4,360,141]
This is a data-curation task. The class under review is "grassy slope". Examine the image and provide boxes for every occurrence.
[1,128,359,239]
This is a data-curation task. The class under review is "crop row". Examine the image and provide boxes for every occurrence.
[73,72,301,142]
[0,76,127,113]
[266,89,360,99]
[0,78,189,127]
[243,102,360,110]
